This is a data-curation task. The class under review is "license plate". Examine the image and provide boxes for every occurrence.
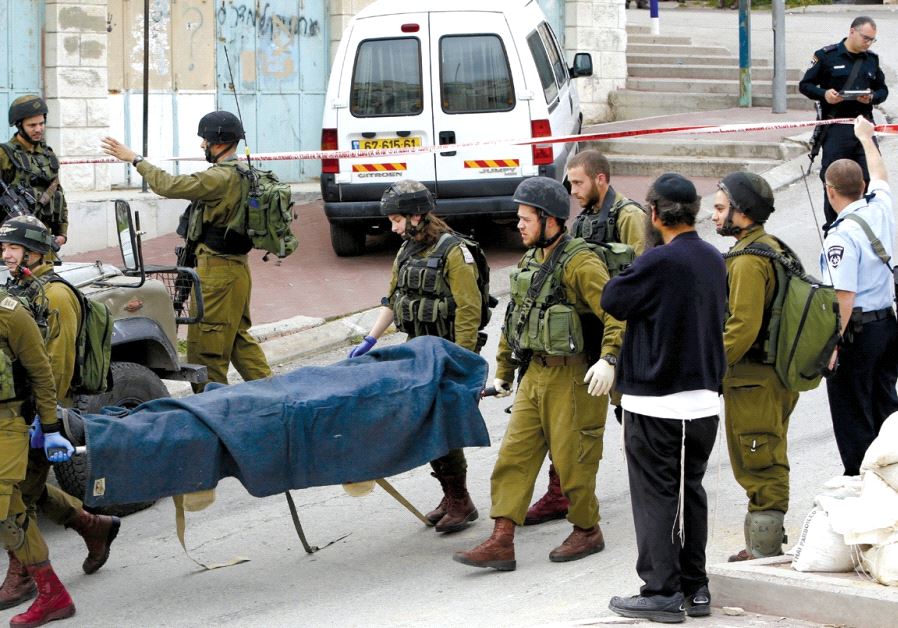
[352,136,422,150]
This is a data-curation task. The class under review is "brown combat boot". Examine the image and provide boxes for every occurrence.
[453,517,516,571]
[549,524,605,562]
[9,561,75,627]
[67,510,121,575]
[0,552,36,611]
[434,473,478,533]
[524,464,569,525]
[425,472,449,526]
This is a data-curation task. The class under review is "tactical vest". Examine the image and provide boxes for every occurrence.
[571,191,643,245]
[181,165,253,255]
[0,141,64,225]
[391,233,468,341]
[504,238,595,357]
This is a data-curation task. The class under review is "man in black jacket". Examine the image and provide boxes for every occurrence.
[601,173,727,623]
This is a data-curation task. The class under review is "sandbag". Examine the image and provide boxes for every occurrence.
[791,506,856,573]
[875,464,898,493]
[824,472,898,546]
[863,543,898,586]
[861,411,898,470]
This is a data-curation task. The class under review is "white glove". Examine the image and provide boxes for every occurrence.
[584,359,615,397]
[493,378,512,398]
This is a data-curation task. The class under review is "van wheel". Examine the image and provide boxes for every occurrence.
[54,362,170,518]
[330,223,366,257]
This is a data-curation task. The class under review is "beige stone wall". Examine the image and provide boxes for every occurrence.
[44,0,111,193]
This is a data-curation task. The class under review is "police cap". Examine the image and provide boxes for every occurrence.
[0,216,55,254]
[513,177,570,220]
[9,95,48,127]
[197,111,245,144]
[719,172,775,223]
[380,180,435,216]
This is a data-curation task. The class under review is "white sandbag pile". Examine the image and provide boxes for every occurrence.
[789,412,898,585]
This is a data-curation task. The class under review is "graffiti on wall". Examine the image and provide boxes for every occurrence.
[217,1,321,41]
[130,0,171,77]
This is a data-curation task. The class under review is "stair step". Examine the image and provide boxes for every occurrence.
[603,154,782,178]
[594,138,807,161]
[627,54,770,67]
[609,90,814,120]
[626,77,801,95]
[628,64,803,81]
[627,34,694,45]
[626,25,652,34]
[627,43,732,56]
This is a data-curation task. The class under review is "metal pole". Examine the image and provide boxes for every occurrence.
[650,0,660,35]
[738,0,751,108]
[141,0,150,193]
[772,0,786,113]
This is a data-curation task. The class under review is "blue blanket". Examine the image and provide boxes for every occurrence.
[81,337,490,508]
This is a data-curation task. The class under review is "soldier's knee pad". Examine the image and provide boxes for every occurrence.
[748,510,785,558]
[0,514,26,551]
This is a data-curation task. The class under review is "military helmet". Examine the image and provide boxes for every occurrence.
[0,216,55,254]
[380,180,435,216]
[513,177,570,220]
[719,172,775,223]
[197,111,245,143]
[9,95,48,127]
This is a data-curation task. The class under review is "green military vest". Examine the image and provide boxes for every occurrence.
[571,191,642,245]
[1,141,64,224]
[391,233,465,341]
[504,237,593,356]
[0,288,45,402]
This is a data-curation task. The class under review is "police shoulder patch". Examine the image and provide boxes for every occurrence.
[459,243,475,265]
[809,55,819,67]
[0,297,18,311]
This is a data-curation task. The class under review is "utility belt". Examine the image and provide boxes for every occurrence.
[530,353,588,368]
[845,306,896,342]
[199,225,252,256]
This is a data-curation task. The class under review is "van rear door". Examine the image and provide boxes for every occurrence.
[336,13,436,194]
[428,11,533,203]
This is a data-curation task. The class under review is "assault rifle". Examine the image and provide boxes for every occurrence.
[808,101,827,166]
[0,177,37,222]
[173,204,198,317]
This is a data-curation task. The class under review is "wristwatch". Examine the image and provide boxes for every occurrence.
[601,354,618,366]
[131,155,144,167]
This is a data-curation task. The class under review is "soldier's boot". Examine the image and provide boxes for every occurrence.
[452,517,516,571]
[425,473,449,527]
[67,510,121,575]
[729,510,786,562]
[434,473,478,533]
[549,524,605,562]
[9,562,75,627]
[0,552,36,610]
[524,464,569,525]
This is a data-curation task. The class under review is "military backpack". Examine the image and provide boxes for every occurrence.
[724,240,840,392]
[229,162,298,259]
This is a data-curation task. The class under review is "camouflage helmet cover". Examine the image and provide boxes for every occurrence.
[9,95,48,126]
[0,215,54,254]
[513,176,570,220]
[380,179,435,216]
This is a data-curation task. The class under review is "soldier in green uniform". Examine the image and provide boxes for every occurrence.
[712,172,799,561]
[0,217,120,612]
[526,149,647,526]
[348,180,481,533]
[454,177,623,571]
[0,96,68,248]
[0,284,77,626]
[101,112,272,391]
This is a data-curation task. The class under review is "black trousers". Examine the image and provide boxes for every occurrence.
[624,411,718,597]
[820,125,876,225]
[826,316,898,476]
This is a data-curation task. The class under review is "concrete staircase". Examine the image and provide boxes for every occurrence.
[594,24,810,179]
[611,25,814,119]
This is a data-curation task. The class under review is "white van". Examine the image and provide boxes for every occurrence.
[320,0,593,256]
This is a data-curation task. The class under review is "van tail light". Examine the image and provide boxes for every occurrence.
[321,128,339,174]
[530,120,553,166]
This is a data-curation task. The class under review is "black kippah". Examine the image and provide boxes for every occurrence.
[653,173,697,204]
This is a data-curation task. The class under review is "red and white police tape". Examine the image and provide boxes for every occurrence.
[61,117,898,166]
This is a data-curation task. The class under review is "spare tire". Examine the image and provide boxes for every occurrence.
[54,361,170,517]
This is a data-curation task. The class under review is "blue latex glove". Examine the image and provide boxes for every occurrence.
[348,335,377,358]
[43,431,74,463]
[29,417,44,449]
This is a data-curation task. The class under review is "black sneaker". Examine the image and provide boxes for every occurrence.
[685,584,711,617]
[608,592,685,624]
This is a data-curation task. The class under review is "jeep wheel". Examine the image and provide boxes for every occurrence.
[330,223,366,257]
[54,362,170,517]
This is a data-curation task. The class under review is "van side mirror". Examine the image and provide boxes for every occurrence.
[570,53,593,78]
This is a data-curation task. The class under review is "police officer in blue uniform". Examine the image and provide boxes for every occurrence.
[820,116,898,477]
[799,16,888,225]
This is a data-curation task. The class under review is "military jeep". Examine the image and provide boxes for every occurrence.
[40,201,206,516]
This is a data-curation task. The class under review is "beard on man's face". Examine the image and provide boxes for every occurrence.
[643,206,664,250]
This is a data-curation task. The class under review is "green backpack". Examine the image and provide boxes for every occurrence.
[587,241,636,278]
[48,277,113,395]
[724,242,840,392]
[232,163,299,259]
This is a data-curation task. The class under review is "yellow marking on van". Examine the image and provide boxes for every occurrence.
[352,163,407,172]
[464,159,520,168]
